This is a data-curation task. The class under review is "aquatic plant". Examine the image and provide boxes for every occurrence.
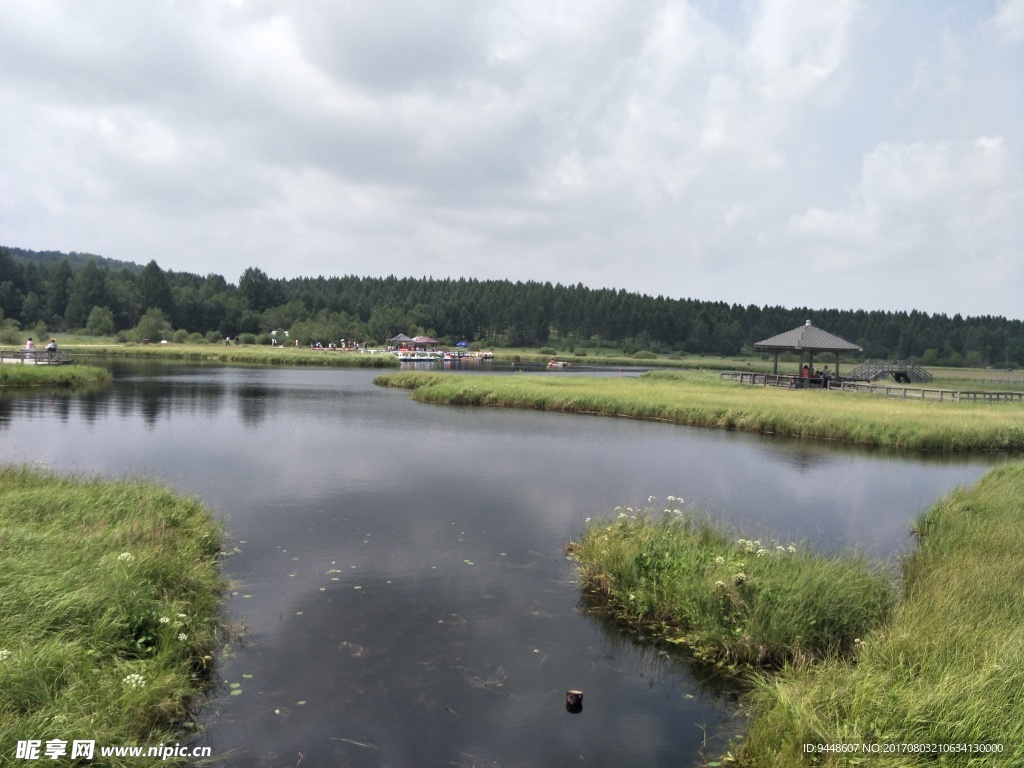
[570,501,894,669]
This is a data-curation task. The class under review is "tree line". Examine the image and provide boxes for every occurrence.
[2,245,1022,366]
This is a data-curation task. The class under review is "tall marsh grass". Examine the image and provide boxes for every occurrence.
[571,507,893,669]
[739,462,1024,766]
[0,468,224,765]
[0,363,112,388]
[374,370,1024,451]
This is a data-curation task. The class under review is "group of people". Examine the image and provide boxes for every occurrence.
[799,364,832,385]
[24,337,58,352]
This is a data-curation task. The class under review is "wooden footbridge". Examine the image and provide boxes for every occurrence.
[0,350,68,365]
[844,359,933,383]
[720,371,1024,402]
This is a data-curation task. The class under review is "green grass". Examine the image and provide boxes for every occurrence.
[374,370,1024,452]
[0,468,225,766]
[737,462,1024,767]
[570,507,894,669]
[0,363,112,389]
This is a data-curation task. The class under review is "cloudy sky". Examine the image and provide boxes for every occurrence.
[2,1,1022,318]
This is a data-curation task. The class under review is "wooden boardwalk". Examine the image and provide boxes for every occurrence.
[720,371,1024,403]
[0,350,68,365]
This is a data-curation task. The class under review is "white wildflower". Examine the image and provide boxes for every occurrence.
[0,649,11,662]
[787,544,797,554]
[178,633,188,642]
[714,556,725,565]
[714,580,726,589]
[756,548,767,557]
[159,617,170,624]
[117,552,135,563]
[734,572,746,584]
[123,673,146,689]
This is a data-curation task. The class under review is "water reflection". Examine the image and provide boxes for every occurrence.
[0,363,1002,766]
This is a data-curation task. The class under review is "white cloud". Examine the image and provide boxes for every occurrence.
[788,137,1022,310]
[0,0,1021,317]
[992,0,1024,43]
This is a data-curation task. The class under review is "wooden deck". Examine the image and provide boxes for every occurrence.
[720,371,1024,403]
[0,349,68,365]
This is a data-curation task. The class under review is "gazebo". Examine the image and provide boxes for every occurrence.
[754,320,862,377]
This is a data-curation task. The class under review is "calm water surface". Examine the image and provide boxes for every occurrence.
[0,363,1000,767]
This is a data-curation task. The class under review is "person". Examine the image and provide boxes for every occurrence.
[24,337,35,350]
[45,338,58,351]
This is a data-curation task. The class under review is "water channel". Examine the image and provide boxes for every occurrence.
[0,362,1002,766]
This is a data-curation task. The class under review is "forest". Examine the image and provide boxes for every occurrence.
[2,245,1022,366]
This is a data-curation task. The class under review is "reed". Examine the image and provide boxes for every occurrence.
[0,468,225,766]
[0,363,112,388]
[738,462,1024,766]
[374,370,1024,451]
[571,506,893,670]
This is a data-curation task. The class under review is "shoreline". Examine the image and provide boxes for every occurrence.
[373,370,1024,452]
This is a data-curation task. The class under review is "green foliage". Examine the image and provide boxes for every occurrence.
[85,306,115,336]
[3,246,1023,364]
[0,468,224,765]
[133,308,171,342]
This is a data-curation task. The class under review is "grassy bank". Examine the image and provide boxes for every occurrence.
[738,462,1024,766]
[374,370,1024,451]
[62,343,398,368]
[0,468,225,765]
[0,363,112,388]
[570,507,893,669]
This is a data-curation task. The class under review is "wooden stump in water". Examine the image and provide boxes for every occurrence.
[565,690,583,713]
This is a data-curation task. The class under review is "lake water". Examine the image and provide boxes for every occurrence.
[0,363,1000,766]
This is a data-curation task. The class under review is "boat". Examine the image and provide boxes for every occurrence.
[547,358,570,368]
[394,350,443,362]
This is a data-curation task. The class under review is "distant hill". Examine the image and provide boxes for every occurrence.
[5,245,143,274]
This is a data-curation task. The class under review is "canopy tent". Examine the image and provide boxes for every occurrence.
[754,320,862,377]
[411,335,440,346]
[455,340,469,348]
[388,333,414,343]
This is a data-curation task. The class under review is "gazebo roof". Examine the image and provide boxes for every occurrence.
[754,320,862,353]
[389,333,414,342]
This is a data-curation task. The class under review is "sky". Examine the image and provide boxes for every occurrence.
[1,1,1022,319]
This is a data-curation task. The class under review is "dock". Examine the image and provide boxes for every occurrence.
[1,350,68,365]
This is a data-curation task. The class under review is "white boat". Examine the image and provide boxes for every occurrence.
[394,350,442,362]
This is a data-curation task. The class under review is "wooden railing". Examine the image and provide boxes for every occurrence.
[720,371,1024,403]
[0,349,67,365]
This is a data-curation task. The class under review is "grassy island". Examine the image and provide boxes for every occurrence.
[572,464,1024,766]
[0,363,112,389]
[374,370,1024,452]
[0,468,225,766]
